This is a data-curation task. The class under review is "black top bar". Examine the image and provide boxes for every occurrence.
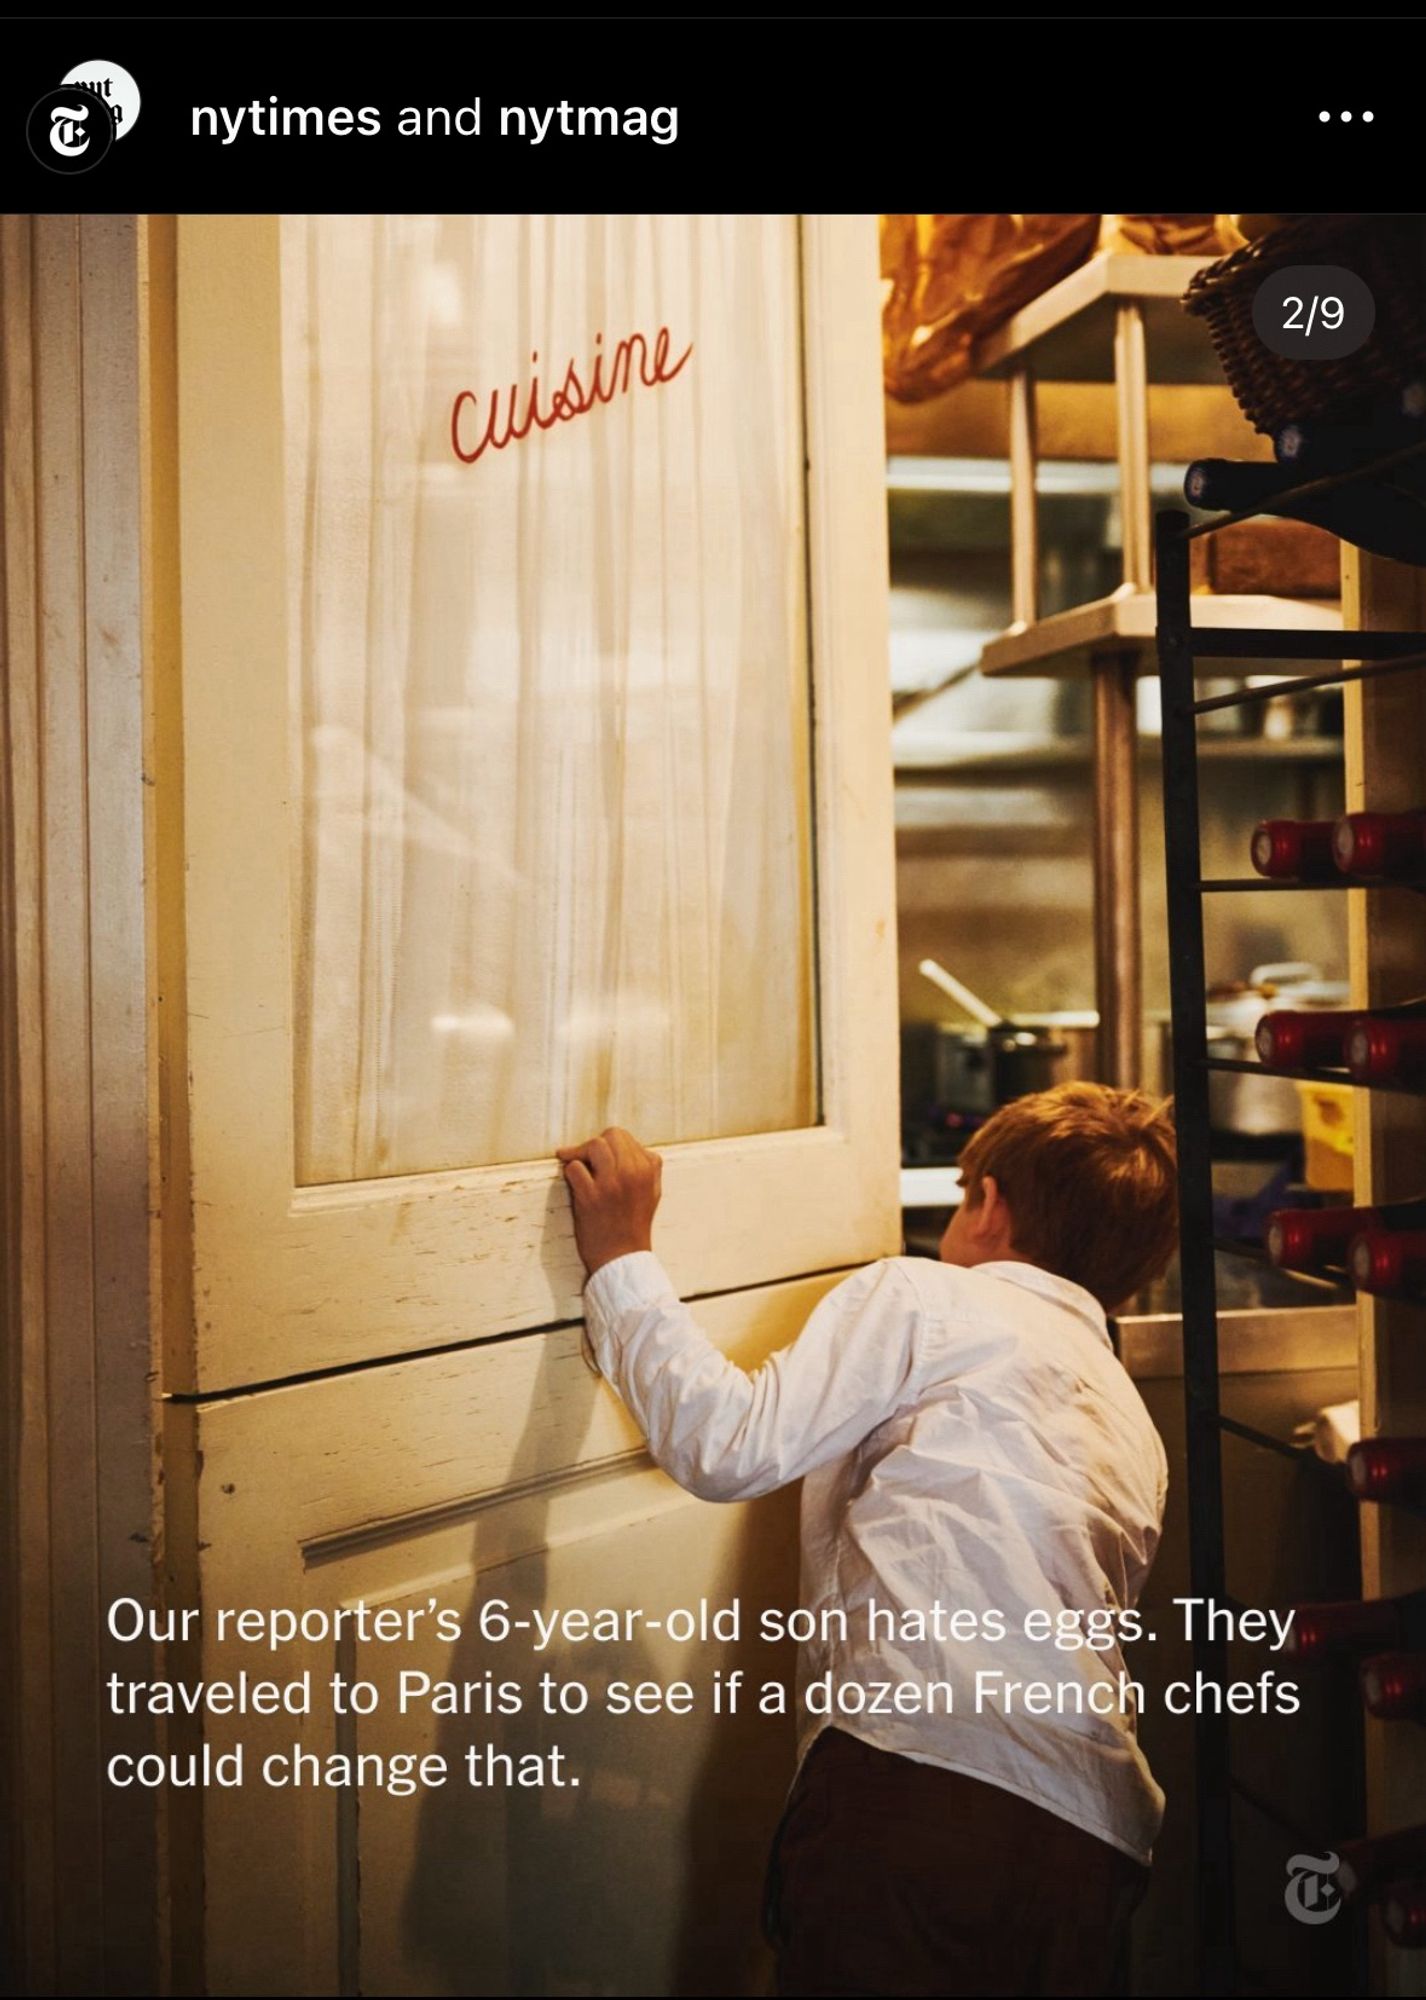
[1201,877,1426,894]
[1205,1054,1426,1096]
[1217,1412,1322,1462]
[1187,631,1426,666]
[1187,648,1426,716]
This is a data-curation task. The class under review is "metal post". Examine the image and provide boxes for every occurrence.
[1089,302,1151,1088]
[1157,507,1236,1997]
[1092,651,1142,1086]
[1115,303,1152,591]
[1008,366,1038,630]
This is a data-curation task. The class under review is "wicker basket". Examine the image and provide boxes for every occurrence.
[1183,214,1426,436]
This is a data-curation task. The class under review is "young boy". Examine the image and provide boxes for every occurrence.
[557,1082,1178,1999]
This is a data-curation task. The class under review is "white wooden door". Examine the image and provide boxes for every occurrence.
[163,214,898,1995]
[172,213,897,1395]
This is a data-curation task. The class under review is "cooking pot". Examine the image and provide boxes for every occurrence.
[989,1027,1067,1104]
[900,1021,1069,1137]
[1013,1011,1175,1098]
[903,1022,1067,1118]
[908,961,1069,1122]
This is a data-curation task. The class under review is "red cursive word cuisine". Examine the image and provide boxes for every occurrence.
[450,326,694,464]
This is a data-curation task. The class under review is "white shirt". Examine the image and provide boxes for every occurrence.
[583,1250,1168,1864]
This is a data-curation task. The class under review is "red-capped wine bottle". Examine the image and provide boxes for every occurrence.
[1384,1881,1426,1948]
[1338,1822,1426,1898]
[1254,1008,1352,1070]
[1349,1227,1426,1298]
[1347,1437,1426,1506]
[1346,1006,1426,1085]
[1286,1587,1426,1658]
[1268,1202,1426,1274]
[1251,818,1341,881]
[1362,1651,1426,1721]
[1333,810,1426,879]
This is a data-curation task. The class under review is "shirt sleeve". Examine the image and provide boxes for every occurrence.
[581,1252,924,1502]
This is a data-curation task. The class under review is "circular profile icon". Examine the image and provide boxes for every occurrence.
[61,61,142,140]
[26,86,116,173]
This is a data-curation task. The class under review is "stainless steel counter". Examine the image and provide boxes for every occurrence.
[1115,1304,1356,1382]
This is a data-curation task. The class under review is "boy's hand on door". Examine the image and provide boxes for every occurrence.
[556,1127,664,1277]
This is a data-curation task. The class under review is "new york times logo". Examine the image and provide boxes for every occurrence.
[1285,1852,1341,1926]
[26,61,141,174]
[26,88,112,172]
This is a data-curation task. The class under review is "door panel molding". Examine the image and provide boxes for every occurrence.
[304,1445,653,1567]
[179,1268,840,1994]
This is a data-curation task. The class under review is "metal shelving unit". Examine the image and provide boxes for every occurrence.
[1157,474,1426,1997]
[970,250,1345,1087]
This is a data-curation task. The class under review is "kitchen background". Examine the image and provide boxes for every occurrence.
[882,217,1355,1316]
[876,211,1426,1997]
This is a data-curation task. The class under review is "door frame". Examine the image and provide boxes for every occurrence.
[0,211,167,1998]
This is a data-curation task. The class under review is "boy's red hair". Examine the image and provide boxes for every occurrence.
[957,1082,1178,1310]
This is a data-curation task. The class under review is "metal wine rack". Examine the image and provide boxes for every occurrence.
[1157,446,1426,1997]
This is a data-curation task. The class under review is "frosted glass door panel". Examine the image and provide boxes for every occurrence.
[284,214,815,1185]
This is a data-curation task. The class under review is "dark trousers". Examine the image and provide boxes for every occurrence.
[765,1728,1150,1998]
